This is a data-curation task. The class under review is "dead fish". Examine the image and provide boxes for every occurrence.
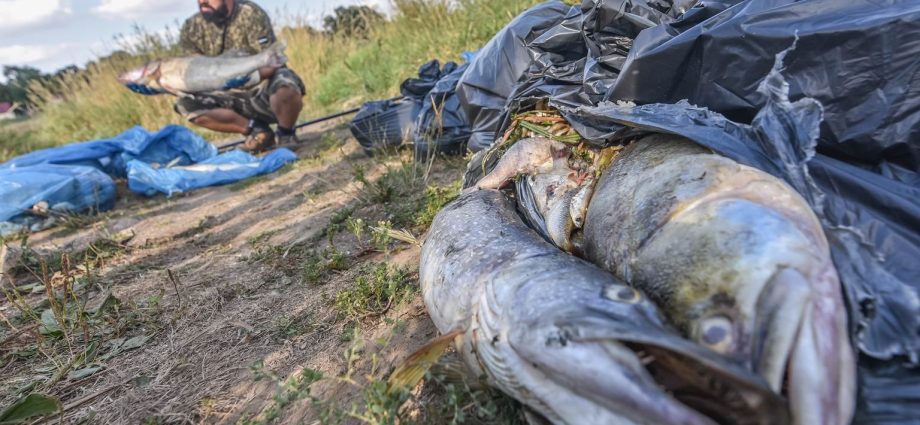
[394,189,788,425]
[465,137,567,192]
[118,41,287,95]
[582,133,856,425]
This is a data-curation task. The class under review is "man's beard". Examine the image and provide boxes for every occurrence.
[201,4,230,23]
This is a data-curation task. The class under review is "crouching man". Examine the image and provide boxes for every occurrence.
[176,0,304,153]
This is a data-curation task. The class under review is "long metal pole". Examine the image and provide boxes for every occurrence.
[216,95,405,152]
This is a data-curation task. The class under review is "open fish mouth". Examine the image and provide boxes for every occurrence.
[547,312,790,425]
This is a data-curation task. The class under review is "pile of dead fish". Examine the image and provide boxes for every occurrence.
[391,0,920,424]
[410,112,853,425]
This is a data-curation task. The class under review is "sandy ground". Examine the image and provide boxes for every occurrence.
[0,122,500,424]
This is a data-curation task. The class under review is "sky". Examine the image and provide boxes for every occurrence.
[0,0,391,79]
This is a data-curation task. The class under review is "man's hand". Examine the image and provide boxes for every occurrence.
[126,83,164,96]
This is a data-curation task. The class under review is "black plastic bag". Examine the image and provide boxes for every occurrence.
[608,0,920,173]
[456,1,576,152]
[349,99,418,154]
[412,62,472,160]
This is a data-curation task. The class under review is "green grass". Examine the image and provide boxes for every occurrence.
[0,0,542,162]
[334,263,414,320]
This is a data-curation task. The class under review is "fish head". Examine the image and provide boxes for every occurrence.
[117,61,161,86]
[552,282,791,425]
[508,258,788,425]
[660,210,857,425]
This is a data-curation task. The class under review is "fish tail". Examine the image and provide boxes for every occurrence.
[264,40,288,68]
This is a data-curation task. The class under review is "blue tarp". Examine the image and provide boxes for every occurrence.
[1,124,298,236]
[0,125,217,177]
[127,148,298,196]
[0,165,116,234]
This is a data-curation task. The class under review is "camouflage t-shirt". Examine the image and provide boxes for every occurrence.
[179,1,276,56]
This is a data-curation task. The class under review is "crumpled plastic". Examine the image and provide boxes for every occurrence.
[412,61,472,159]
[0,125,217,177]
[0,165,116,236]
[349,99,419,154]
[127,148,298,197]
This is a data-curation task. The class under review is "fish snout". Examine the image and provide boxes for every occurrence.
[752,265,857,425]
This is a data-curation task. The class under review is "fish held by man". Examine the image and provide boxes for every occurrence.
[117,41,288,96]
[582,133,857,425]
[393,189,788,425]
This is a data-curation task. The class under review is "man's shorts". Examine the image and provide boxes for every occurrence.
[174,67,306,124]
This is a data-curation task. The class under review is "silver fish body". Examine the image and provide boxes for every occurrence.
[118,42,287,95]
[582,133,856,425]
[421,189,788,425]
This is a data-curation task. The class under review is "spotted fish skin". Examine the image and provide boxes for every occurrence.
[421,189,788,425]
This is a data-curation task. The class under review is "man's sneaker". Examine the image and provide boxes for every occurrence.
[240,128,276,153]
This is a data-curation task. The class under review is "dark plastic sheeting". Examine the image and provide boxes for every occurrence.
[412,61,472,159]
[349,99,418,153]
[458,0,920,422]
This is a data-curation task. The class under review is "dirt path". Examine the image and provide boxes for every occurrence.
[0,123,521,424]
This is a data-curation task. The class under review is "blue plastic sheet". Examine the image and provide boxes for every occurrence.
[0,165,116,235]
[127,148,298,196]
[0,125,217,177]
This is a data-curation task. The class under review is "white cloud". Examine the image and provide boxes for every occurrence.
[0,0,72,35]
[92,0,187,19]
[0,44,71,67]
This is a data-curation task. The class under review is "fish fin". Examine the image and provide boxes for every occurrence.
[386,329,463,394]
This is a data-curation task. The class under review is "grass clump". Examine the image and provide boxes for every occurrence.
[302,247,349,284]
[334,263,414,320]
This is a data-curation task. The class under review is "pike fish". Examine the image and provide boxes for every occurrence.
[582,133,856,425]
[117,41,287,95]
[402,189,788,425]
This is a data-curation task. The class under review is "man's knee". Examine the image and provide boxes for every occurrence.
[270,85,304,105]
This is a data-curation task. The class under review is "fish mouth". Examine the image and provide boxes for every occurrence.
[561,317,790,425]
[751,265,856,425]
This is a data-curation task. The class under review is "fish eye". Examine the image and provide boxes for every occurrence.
[696,315,735,355]
[604,285,640,303]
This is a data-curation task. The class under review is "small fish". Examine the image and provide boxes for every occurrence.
[118,42,288,95]
[582,133,856,425]
[465,137,567,193]
[401,189,788,425]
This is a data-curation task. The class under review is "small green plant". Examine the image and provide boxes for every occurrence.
[302,247,349,284]
[334,263,414,320]
[370,221,393,253]
[347,217,368,247]
[271,314,315,340]
[415,180,461,229]
[240,362,324,425]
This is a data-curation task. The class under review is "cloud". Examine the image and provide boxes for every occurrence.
[0,0,72,35]
[92,0,188,19]
[0,44,71,67]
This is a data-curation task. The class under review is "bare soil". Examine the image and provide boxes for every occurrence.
[0,122,509,424]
